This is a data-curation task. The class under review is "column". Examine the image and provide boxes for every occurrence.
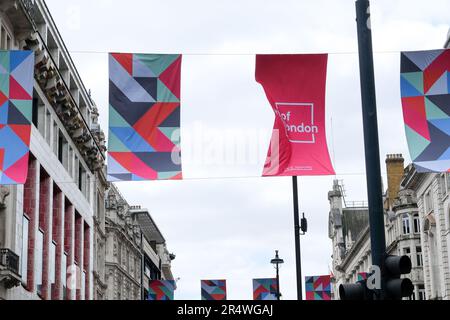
[23,157,39,293]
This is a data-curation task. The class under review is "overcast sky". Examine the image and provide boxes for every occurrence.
[45,0,449,300]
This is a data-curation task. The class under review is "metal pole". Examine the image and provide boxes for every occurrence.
[276,262,280,301]
[355,0,386,299]
[292,176,303,300]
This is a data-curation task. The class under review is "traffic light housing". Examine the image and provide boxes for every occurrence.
[384,255,414,300]
[339,280,373,300]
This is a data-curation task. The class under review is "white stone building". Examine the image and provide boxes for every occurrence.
[329,155,425,300]
[104,185,142,300]
[401,167,450,299]
[0,0,107,300]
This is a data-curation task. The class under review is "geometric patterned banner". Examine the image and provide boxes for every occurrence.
[0,50,34,185]
[400,49,450,172]
[108,53,182,181]
[357,272,369,282]
[201,280,227,300]
[253,278,278,300]
[305,275,332,300]
[148,280,176,300]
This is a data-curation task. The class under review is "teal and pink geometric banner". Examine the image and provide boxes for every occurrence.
[0,50,34,185]
[253,278,278,300]
[148,280,175,300]
[108,53,182,181]
[305,275,332,300]
[400,49,450,172]
[357,272,369,282]
[201,280,227,300]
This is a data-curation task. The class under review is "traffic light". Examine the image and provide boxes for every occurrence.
[339,280,374,300]
[384,255,414,300]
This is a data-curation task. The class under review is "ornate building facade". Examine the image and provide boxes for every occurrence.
[104,184,141,300]
[329,154,425,300]
[0,0,107,300]
[0,0,174,300]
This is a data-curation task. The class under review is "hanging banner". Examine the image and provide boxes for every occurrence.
[253,278,278,300]
[0,50,34,185]
[256,54,335,176]
[148,280,176,300]
[400,49,450,172]
[108,53,182,181]
[305,275,332,300]
[201,279,227,300]
[357,272,369,282]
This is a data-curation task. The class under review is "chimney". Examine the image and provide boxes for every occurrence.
[385,154,405,210]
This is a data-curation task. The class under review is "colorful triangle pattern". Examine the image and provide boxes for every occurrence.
[201,280,227,301]
[147,280,176,300]
[252,278,278,300]
[108,53,182,181]
[305,275,332,301]
[0,50,34,185]
[401,49,450,172]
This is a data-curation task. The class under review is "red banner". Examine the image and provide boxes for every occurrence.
[256,54,335,176]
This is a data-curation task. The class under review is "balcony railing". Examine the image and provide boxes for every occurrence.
[0,248,20,277]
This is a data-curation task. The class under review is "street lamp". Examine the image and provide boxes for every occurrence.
[270,250,284,300]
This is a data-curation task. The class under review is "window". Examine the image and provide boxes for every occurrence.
[78,162,86,193]
[37,101,46,137]
[21,216,29,286]
[413,214,420,233]
[0,24,13,50]
[58,130,64,163]
[36,230,44,296]
[418,285,426,300]
[53,121,58,156]
[403,247,411,259]
[50,241,56,285]
[402,214,411,235]
[62,253,67,300]
[441,173,450,196]
[32,97,39,127]
[416,247,423,267]
[447,174,450,194]
[118,241,122,265]
[45,110,51,145]
[425,191,433,213]
[68,147,74,178]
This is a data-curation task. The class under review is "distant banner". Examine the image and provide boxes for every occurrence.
[201,280,227,300]
[357,272,369,281]
[253,278,277,300]
[108,53,182,181]
[305,275,332,300]
[400,49,450,172]
[0,50,34,185]
[148,280,176,300]
[256,54,335,176]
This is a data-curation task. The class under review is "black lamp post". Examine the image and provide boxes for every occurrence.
[270,250,284,300]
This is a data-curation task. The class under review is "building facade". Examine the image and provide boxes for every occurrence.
[131,207,176,300]
[401,167,450,299]
[329,154,425,300]
[0,0,107,300]
[0,0,175,300]
[104,185,141,300]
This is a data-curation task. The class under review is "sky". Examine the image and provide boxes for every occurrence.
[44,0,450,300]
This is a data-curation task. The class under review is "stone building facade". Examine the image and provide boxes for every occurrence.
[401,167,450,299]
[329,154,425,300]
[0,0,107,300]
[104,184,141,300]
[0,0,175,300]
